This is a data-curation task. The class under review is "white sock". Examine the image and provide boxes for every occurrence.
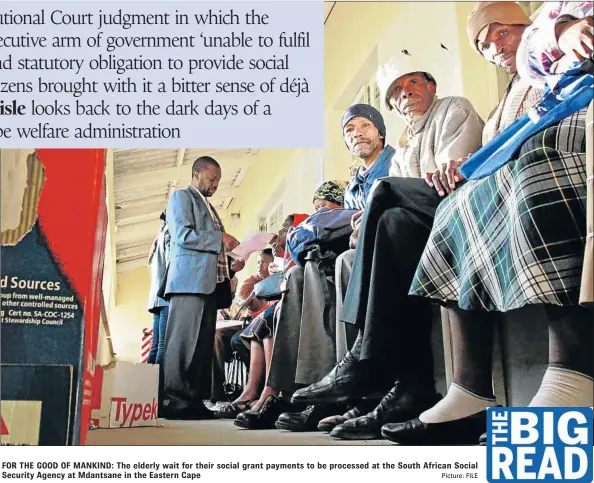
[419,383,497,424]
[529,366,594,407]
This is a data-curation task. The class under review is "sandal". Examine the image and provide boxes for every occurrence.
[214,399,256,419]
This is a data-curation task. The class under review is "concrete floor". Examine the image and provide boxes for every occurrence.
[86,418,393,446]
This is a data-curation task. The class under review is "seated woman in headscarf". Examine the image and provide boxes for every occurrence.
[311,180,348,212]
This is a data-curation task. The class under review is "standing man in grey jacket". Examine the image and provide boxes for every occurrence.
[162,156,240,420]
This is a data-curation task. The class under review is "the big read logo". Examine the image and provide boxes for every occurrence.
[486,407,593,483]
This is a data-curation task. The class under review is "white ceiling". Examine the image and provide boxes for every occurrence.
[111,148,258,273]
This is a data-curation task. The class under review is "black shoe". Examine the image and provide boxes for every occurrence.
[290,335,364,405]
[234,395,294,430]
[275,404,347,432]
[479,432,487,446]
[381,410,488,445]
[317,399,380,432]
[330,381,441,440]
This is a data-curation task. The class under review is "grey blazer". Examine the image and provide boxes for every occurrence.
[164,186,223,296]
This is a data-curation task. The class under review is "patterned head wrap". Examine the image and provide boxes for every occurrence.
[313,180,348,207]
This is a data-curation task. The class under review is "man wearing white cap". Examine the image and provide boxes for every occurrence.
[291,46,485,440]
[377,48,484,182]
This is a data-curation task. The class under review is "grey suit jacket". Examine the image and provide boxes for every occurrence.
[164,186,223,296]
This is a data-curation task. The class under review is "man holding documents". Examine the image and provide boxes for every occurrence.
[162,156,241,420]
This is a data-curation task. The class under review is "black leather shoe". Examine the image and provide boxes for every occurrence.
[234,395,294,430]
[381,410,488,445]
[330,381,441,440]
[275,404,347,432]
[318,399,380,432]
[479,432,487,446]
[290,335,364,405]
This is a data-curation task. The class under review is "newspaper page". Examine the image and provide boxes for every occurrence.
[1,1,593,483]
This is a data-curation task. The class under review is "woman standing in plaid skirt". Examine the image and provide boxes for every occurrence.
[382,1,593,446]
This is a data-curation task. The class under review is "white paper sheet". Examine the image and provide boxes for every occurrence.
[215,320,245,330]
[228,231,274,261]
[268,256,286,274]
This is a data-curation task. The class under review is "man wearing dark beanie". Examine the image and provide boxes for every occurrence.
[265,103,393,433]
[340,103,390,213]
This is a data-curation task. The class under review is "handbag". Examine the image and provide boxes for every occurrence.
[253,234,291,301]
[224,352,248,401]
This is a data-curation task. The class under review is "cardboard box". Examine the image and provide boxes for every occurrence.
[0,149,107,445]
[91,362,159,429]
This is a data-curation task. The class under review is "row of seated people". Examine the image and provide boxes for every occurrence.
[206,0,593,445]
[210,190,351,417]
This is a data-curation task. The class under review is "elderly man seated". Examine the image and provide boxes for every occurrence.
[291,44,486,439]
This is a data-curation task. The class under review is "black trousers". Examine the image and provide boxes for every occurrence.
[162,292,217,413]
[341,177,444,386]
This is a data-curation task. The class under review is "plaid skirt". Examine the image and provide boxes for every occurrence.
[409,108,588,312]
